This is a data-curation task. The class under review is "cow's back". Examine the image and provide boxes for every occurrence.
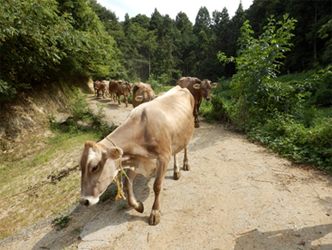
[139,86,194,154]
[109,80,117,91]
[113,86,194,156]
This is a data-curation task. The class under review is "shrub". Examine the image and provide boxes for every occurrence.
[247,114,332,171]
[53,215,71,230]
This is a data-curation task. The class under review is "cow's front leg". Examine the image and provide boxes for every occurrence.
[182,147,190,171]
[194,105,200,128]
[125,96,128,107]
[125,169,144,213]
[149,158,168,225]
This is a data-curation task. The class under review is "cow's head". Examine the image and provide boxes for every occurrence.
[122,81,132,94]
[133,84,156,106]
[193,79,217,101]
[93,80,101,89]
[79,141,123,207]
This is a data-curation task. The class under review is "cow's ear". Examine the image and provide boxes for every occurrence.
[85,141,96,151]
[135,96,143,102]
[211,82,217,88]
[105,147,123,160]
[193,83,201,89]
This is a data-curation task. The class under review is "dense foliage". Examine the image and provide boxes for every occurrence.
[1,0,331,101]
[218,14,297,122]
[0,0,117,102]
[215,15,332,171]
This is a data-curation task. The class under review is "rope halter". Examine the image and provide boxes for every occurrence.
[105,136,127,201]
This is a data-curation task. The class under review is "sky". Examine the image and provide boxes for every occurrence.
[96,0,254,24]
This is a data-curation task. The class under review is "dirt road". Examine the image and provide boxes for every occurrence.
[1,95,332,250]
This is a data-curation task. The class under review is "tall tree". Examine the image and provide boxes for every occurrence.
[89,0,127,79]
[245,0,332,72]
[152,15,178,83]
[149,8,163,32]
[121,14,158,81]
[285,0,331,71]
[194,7,211,36]
[175,12,195,76]
[211,8,232,77]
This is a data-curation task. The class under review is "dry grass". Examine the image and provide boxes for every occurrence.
[0,130,100,240]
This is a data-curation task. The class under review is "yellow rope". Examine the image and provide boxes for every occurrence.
[105,136,128,201]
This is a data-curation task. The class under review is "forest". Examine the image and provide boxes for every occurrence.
[0,0,331,170]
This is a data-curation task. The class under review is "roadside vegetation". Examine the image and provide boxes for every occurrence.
[201,15,332,171]
[0,89,116,239]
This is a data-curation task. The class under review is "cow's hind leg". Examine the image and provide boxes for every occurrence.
[149,157,168,226]
[183,147,190,171]
[125,169,144,213]
[173,154,181,180]
[117,94,121,105]
[125,96,128,107]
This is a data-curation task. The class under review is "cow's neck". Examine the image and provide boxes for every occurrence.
[104,136,117,148]
[99,132,129,153]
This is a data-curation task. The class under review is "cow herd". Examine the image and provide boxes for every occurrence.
[93,77,217,128]
[82,77,217,225]
[93,80,132,107]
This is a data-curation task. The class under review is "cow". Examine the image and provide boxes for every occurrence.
[113,80,132,107]
[93,80,107,99]
[101,80,110,97]
[79,86,195,225]
[177,77,217,128]
[132,83,184,179]
[132,82,156,108]
[109,80,119,102]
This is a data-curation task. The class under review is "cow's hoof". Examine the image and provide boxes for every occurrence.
[173,171,181,180]
[136,201,144,213]
[149,210,160,225]
[195,123,199,128]
[183,164,190,171]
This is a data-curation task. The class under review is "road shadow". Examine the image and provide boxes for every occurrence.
[234,223,332,250]
[88,95,132,111]
[31,174,153,250]
[189,121,236,151]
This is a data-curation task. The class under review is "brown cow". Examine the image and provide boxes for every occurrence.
[113,80,132,107]
[132,82,156,108]
[93,80,107,99]
[132,83,184,179]
[109,80,119,102]
[79,86,195,225]
[101,80,110,97]
[177,77,217,128]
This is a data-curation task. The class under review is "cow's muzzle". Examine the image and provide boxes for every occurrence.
[80,196,99,207]
[80,198,90,207]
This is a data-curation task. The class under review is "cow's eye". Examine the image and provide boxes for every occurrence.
[91,165,99,173]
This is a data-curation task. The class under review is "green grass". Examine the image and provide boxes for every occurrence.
[0,130,102,239]
[0,90,111,239]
